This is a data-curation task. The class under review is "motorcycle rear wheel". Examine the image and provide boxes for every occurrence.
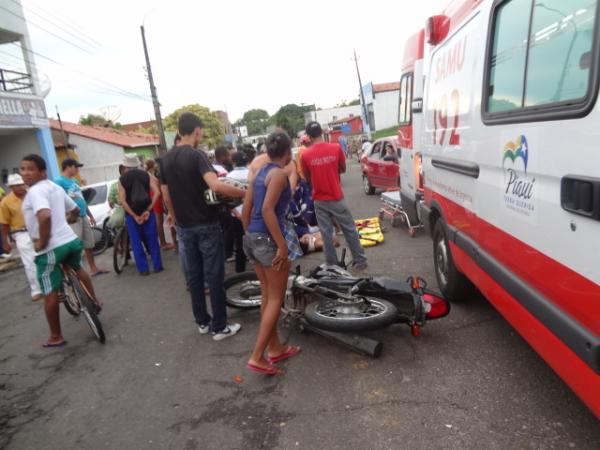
[305,296,397,332]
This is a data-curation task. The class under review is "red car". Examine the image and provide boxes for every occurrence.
[360,137,401,195]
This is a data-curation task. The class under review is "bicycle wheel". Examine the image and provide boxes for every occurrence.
[113,227,129,274]
[61,279,81,317]
[92,226,109,256]
[66,270,105,343]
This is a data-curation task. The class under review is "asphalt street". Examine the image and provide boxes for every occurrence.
[1,161,599,450]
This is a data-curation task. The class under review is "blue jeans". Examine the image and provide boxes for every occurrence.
[178,222,227,332]
[125,213,163,273]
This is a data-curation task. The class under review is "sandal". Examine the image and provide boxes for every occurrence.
[268,346,301,364]
[42,340,67,348]
[246,362,281,376]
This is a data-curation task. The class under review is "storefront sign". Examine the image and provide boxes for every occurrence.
[0,95,48,128]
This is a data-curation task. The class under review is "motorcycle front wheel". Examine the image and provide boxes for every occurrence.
[305,296,398,332]
[224,272,262,309]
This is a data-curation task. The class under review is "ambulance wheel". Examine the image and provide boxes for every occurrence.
[363,176,375,195]
[433,220,473,301]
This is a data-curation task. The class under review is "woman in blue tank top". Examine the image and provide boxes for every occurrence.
[242,130,301,375]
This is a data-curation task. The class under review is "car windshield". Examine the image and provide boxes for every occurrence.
[83,185,107,206]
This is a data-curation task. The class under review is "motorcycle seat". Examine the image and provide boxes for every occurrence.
[370,277,412,294]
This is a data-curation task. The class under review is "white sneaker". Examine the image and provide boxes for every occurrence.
[212,323,241,341]
[198,324,210,335]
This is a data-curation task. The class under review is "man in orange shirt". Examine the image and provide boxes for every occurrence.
[0,174,42,300]
[295,134,311,181]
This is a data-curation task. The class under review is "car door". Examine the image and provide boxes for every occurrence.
[367,141,386,187]
[379,140,401,188]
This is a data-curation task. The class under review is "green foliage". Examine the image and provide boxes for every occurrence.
[335,99,361,107]
[233,109,270,136]
[372,126,398,140]
[269,104,311,138]
[78,113,121,129]
[163,104,225,148]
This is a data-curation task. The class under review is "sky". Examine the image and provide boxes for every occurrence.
[1,0,449,124]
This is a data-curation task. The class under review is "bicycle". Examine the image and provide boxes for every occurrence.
[112,225,130,274]
[91,224,111,256]
[60,265,105,343]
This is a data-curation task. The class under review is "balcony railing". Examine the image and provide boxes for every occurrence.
[0,67,33,94]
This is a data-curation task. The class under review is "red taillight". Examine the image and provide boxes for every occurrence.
[423,293,450,319]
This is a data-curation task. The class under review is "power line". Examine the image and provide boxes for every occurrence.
[8,0,99,50]
[1,45,151,103]
[0,4,94,55]
[22,0,102,47]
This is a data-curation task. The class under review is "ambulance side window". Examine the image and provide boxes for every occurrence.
[485,0,599,119]
[487,0,530,112]
[525,0,596,106]
[398,73,413,125]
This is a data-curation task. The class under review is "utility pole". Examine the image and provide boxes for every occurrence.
[140,25,167,156]
[353,49,371,137]
[55,105,69,151]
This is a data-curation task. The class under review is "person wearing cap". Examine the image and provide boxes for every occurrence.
[300,121,368,272]
[118,154,163,276]
[55,158,108,276]
[0,174,42,300]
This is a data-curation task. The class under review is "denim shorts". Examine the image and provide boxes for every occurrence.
[243,232,277,267]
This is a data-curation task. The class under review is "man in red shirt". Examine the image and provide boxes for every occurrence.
[300,122,367,271]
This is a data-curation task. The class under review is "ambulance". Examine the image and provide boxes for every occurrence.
[400,0,600,417]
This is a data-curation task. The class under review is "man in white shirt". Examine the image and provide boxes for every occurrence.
[20,154,100,348]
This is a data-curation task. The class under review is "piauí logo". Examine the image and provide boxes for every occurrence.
[502,135,528,174]
[502,134,535,210]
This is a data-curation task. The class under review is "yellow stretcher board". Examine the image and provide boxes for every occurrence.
[355,217,384,247]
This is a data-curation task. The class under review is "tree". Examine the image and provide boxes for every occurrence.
[233,108,269,136]
[163,104,225,148]
[269,104,311,137]
[78,113,122,128]
[335,99,360,107]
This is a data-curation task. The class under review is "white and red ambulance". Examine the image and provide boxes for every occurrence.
[402,0,600,417]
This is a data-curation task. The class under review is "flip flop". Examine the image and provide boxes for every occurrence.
[91,270,109,277]
[268,346,301,364]
[246,362,281,376]
[42,340,67,348]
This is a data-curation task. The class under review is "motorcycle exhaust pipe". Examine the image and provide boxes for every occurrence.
[300,319,383,358]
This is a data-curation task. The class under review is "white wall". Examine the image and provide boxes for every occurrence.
[0,0,27,38]
[373,90,400,131]
[304,105,362,128]
[69,135,124,185]
[0,130,39,186]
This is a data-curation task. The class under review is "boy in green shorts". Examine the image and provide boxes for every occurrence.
[20,154,101,348]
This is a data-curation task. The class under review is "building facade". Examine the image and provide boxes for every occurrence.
[0,0,59,186]
[361,82,401,132]
[303,105,362,130]
[51,120,159,185]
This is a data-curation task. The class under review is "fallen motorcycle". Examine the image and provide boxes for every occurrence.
[224,257,450,355]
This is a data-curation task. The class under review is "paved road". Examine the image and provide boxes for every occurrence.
[1,161,599,449]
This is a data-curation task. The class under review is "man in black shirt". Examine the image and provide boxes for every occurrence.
[160,113,245,340]
[118,155,163,275]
